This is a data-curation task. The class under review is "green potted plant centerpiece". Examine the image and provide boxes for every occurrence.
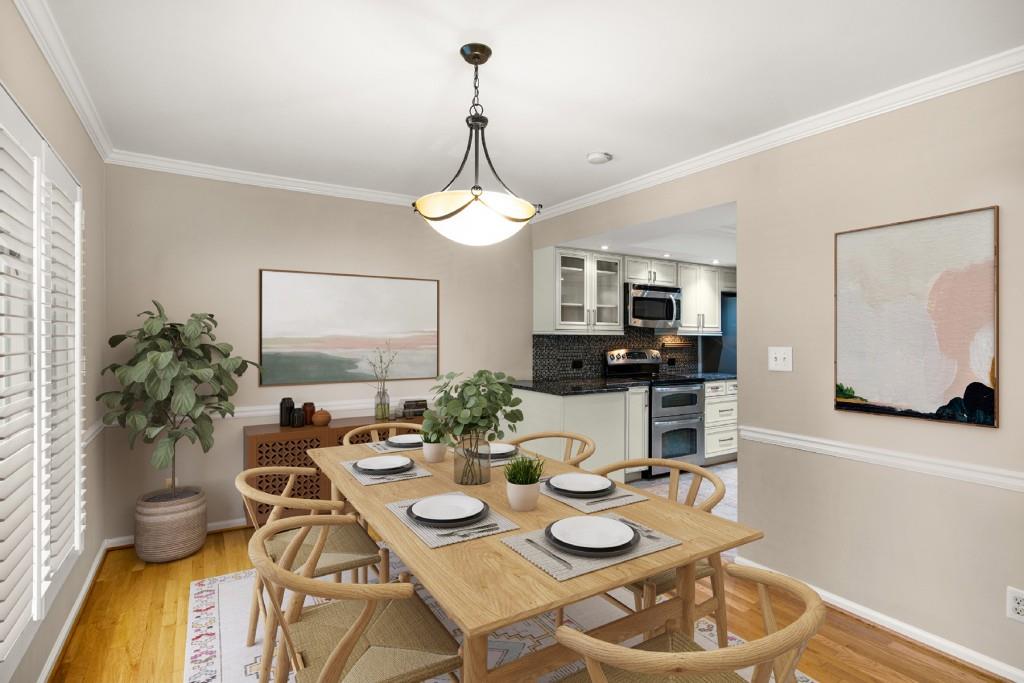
[98,301,256,562]
[422,370,523,485]
[503,454,545,511]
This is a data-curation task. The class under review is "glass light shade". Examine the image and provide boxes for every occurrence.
[414,190,537,246]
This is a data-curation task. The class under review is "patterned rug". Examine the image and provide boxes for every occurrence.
[185,559,816,682]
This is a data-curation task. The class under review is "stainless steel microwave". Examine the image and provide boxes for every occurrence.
[626,284,681,328]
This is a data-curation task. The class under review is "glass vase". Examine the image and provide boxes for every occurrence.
[374,388,390,420]
[454,432,491,485]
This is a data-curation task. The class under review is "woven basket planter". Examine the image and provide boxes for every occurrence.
[134,486,207,563]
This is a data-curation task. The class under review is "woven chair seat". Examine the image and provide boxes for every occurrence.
[627,558,714,596]
[289,593,461,683]
[559,631,744,683]
[266,523,381,576]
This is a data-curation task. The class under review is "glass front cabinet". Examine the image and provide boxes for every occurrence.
[533,246,624,334]
[552,248,623,332]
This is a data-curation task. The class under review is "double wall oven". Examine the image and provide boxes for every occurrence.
[605,349,706,477]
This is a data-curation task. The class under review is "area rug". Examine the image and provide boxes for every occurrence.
[185,562,815,682]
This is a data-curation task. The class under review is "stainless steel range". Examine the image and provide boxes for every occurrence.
[605,348,705,477]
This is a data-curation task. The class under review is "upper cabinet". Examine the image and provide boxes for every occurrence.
[624,257,677,286]
[534,247,624,334]
[678,263,722,335]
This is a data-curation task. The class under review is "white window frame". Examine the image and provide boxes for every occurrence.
[0,81,85,672]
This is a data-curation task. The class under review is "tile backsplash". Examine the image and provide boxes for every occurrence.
[532,329,698,380]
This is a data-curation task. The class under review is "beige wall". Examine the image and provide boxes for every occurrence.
[102,165,534,535]
[537,73,1024,669]
[1,1,109,681]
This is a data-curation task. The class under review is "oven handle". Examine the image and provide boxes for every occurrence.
[653,384,703,395]
[652,416,704,430]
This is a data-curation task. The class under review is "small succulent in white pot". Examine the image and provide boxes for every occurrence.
[503,454,545,512]
[420,422,448,463]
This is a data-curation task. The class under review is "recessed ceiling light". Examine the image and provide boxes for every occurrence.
[586,152,614,165]
[712,258,720,264]
[663,253,671,258]
[600,245,609,250]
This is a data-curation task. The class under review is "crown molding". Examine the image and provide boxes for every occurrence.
[740,425,1024,493]
[106,149,417,206]
[13,0,113,158]
[538,44,1024,221]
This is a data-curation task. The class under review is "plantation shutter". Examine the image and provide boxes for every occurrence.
[0,94,42,661]
[38,147,83,593]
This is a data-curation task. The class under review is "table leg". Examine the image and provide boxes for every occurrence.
[676,562,697,638]
[463,632,489,682]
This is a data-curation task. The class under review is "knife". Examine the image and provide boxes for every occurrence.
[525,538,573,569]
[437,523,498,537]
[585,493,635,506]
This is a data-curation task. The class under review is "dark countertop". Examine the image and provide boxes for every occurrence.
[510,373,737,396]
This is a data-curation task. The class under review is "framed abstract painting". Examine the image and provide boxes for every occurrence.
[834,207,998,426]
[259,269,439,386]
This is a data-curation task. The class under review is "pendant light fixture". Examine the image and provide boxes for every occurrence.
[413,43,540,246]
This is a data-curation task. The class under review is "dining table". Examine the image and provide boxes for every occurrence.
[307,443,763,682]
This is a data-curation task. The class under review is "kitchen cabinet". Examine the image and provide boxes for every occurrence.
[704,380,737,463]
[677,263,722,335]
[625,257,677,286]
[533,247,623,334]
[512,389,634,482]
[625,387,649,478]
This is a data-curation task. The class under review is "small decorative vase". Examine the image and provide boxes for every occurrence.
[374,388,390,420]
[279,397,294,427]
[422,441,447,463]
[289,408,305,428]
[454,433,491,485]
[506,481,540,512]
[311,409,332,427]
[302,402,316,425]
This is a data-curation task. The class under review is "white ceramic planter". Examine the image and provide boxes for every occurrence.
[506,481,540,512]
[422,441,447,463]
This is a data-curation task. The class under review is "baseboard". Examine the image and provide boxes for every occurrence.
[105,516,249,549]
[733,555,1024,682]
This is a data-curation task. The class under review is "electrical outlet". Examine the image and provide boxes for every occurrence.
[1008,586,1024,623]
[768,346,793,372]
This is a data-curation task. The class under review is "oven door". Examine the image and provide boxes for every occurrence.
[649,416,705,474]
[651,384,704,418]
[627,285,680,328]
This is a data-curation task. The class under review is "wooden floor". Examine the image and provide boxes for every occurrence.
[50,528,1003,683]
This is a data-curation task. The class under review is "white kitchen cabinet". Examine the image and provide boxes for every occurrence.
[624,257,677,286]
[534,247,623,334]
[513,389,632,482]
[720,267,737,292]
[677,263,722,335]
[625,387,649,477]
[704,380,737,463]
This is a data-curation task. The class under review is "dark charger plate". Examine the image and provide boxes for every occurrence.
[353,459,414,475]
[543,522,640,558]
[384,438,423,449]
[406,500,491,528]
[544,478,616,499]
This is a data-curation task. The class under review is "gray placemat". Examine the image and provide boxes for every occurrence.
[386,494,520,548]
[341,460,432,486]
[501,513,680,581]
[540,482,648,513]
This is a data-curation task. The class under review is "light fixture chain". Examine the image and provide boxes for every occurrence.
[470,65,483,115]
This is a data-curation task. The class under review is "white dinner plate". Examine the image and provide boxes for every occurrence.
[410,494,486,522]
[355,455,412,471]
[386,434,423,445]
[549,516,635,550]
[488,443,517,457]
[548,472,612,493]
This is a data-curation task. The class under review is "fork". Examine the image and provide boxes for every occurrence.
[437,523,498,537]
[371,472,418,480]
[620,519,660,540]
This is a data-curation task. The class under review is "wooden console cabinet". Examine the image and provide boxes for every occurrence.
[242,415,422,524]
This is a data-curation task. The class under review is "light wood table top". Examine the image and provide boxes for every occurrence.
[308,443,763,638]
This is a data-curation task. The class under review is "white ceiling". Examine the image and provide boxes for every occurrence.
[42,1,1024,210]
[564,202,737,266]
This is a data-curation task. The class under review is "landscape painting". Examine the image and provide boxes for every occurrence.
[835,207,998,426]
[260,270,438,386]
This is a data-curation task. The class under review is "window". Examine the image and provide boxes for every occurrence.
[0,85,85,662]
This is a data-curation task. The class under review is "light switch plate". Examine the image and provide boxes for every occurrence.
[768,346,793,372]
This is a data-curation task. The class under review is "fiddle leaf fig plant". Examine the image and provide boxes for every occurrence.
[97,301,257,496]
